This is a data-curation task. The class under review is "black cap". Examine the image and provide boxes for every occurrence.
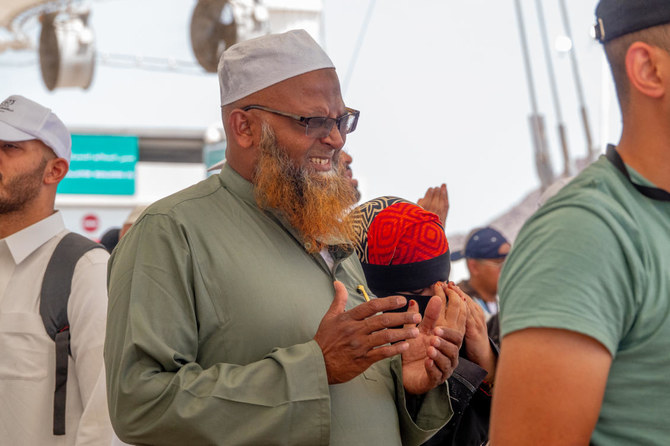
[595,0,670,43]
[100,227,120,253]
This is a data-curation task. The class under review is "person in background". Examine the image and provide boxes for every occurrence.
[0,95,112,444]
[450,227,510,346]
[100,227,120,253]
[418,183,448,226]
[340,150,360,201]
[491,1,670,444]
[352,196,497,446]
[98,203,148,254]
[105,30,463,445]
[119,204,147,239]
[98,204,148,254]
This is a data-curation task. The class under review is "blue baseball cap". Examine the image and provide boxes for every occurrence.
[451,227,509,261]
[595,0,670,43]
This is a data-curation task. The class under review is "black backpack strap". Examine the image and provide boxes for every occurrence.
[40,232,103,436]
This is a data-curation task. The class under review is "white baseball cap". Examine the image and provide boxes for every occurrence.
[218,29,335,106]
[0,95,71,164]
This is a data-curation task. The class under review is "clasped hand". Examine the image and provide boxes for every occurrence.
[314,281,420,384]
[314,281,465,392]
[401,282,467,394]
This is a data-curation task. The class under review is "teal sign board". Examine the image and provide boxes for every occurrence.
[58,134,138,195]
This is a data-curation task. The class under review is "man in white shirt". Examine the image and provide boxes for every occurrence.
[0,95,113,445]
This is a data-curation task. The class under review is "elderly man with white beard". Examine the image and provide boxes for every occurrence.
[105,29,465,446]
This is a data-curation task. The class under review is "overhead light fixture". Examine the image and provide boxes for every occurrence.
[39,8,96,91]
[190,0,270,73]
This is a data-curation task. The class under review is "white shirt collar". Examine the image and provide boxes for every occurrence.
[2,211,65,264]
[319,247,335,272]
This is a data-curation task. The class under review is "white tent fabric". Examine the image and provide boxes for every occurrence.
[0,0,49,29]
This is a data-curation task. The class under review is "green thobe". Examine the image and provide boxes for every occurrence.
[105,164,452,445]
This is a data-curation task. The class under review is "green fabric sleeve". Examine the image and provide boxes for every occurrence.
[105,214,331,445]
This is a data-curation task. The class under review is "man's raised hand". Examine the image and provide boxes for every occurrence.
[314,281,422,384]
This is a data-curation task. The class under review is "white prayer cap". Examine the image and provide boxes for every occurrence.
[0,95,71,164]
[218,29,335,106]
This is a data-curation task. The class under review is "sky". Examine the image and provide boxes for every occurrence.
[0,0,619,237]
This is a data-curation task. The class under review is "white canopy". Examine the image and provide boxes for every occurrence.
[0,0,50,29]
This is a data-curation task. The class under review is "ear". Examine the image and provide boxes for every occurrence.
[626,41,666,99]
[227,109,255,149]
[43,158,69,185]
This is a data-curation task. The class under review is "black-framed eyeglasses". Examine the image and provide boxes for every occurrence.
[242,104,360,138]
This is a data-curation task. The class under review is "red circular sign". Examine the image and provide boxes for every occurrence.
[82,214,99,233]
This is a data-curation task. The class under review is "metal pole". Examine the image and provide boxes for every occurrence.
[515,0,539,115]
[342,0,376,95]
[559,0,595,161]
[536,0,571,177]
[514,0,554,189]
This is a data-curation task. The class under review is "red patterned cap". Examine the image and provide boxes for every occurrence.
[352,196,450,295]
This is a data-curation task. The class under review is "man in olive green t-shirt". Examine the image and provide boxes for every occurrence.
[491,1,670,445]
